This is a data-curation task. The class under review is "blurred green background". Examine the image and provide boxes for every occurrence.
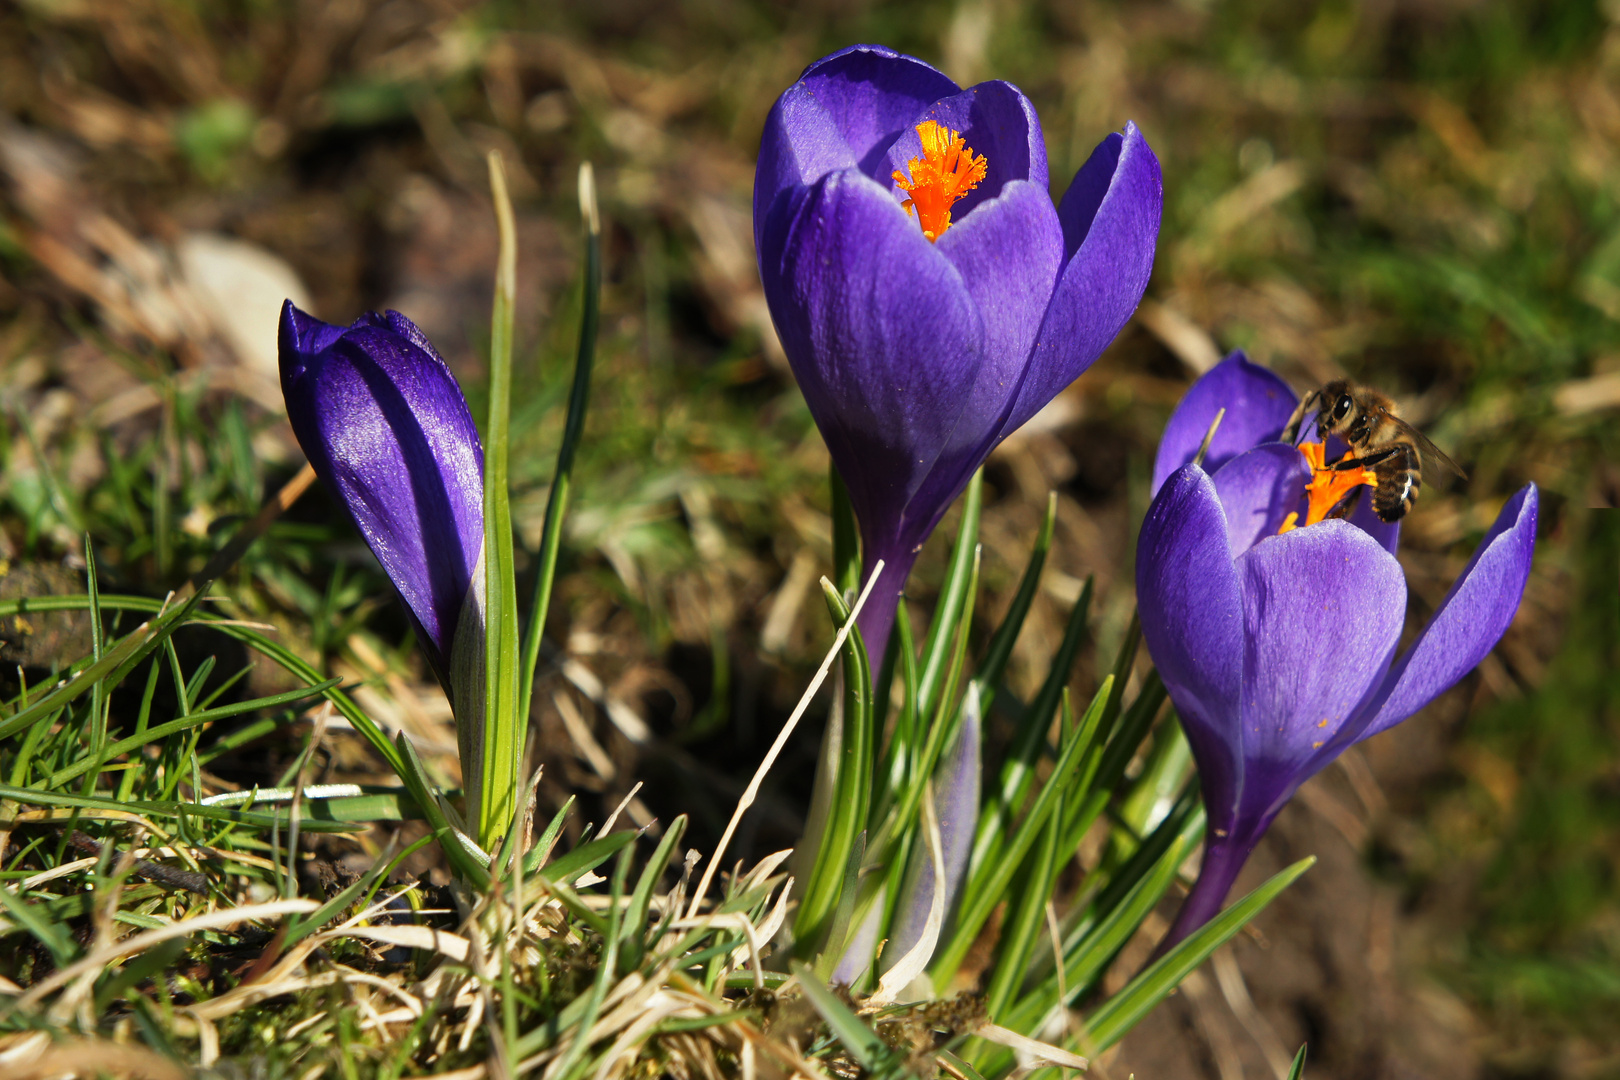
[0,0,1616,1076]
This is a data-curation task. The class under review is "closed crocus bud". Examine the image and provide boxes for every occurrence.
[1138,353,1538,949]
[755,44,1163,662]
[278,301,487,724]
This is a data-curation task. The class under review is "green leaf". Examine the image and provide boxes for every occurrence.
[977,822,1199,1079]
[916,469,982,722]
[477,152,524,854]
[1079,855,1316,1051]
[520,163,601,719]
[867,548,979,877]
[794,581,874,957]
[933,678,1111,984]
[974,491,1057,704]
[1287,1044,1309,1080]
[984,790,1063,1020]
[963,576,1092,888]
[392,732,491,889]
[0,783,359,833]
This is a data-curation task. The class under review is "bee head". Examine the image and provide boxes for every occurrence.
[1315,380,1357,436]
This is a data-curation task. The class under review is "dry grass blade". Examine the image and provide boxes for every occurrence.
[6,1038,190,1080]
[975,1023,1089,1072]
[331,924,473,961]
[686,561,885,919]
[14,898,317,1010]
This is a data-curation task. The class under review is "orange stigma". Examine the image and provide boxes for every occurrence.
[893,120,988,242]
[1277,442,1378,534]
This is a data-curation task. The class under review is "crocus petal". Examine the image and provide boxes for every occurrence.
[1000,122,1162,437]
[934,180,1063,369]
[762,169,987,552]
[1346,489,1401,556]
[891,179,1065,545]
[1136,465,1245,832]
[1233,521,1406,826]
[754,46,959,256]
[797,45,961,178]
[1151,351,1298,496]
[279,301,484,686]
[1355,484,1539,742]
[884,80,1048,215]
[1210,444,1311,556]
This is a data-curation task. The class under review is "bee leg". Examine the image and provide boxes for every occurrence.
[1327,446,1403,471]
[1281,390,1318,444]
[1326,485,1363,521]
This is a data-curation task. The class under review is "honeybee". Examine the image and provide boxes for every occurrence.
[1280,380,1466,523]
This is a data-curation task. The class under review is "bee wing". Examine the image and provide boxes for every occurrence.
[1387,415,1468,480]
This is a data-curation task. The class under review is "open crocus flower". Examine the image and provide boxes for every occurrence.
[278,301,486,719]
[755,43,1163,658]
[1139,352,1538,948]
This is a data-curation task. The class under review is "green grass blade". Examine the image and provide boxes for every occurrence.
[520,162,601,717]
[528,827,637,883]
[0,882,77,964]
[1079,855,1316,1051]
[42,680,338,789]
[872,600,919,824]
[552,843,630,1080]
[0,783,357,832]
[528,795,575,868]
[0,594,406,776]
[619,814,686,972]
[964,576,1092,886]
[393,732,491,888]
[791,962,891,1070]
[979,827,1197,1077]
[1063,831,1194,999]
[983,791,1062,1019]
[0,615,162,740]
[284,835,435,950]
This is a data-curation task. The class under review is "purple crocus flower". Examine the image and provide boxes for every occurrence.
[1139,352,1538,948]
[278,301,486,717]
[755,43,1163,661]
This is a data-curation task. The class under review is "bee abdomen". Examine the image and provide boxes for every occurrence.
[1371,449,1421,522]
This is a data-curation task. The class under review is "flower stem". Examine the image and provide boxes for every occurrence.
[1157,832,1260,954]
[853,546,916,678]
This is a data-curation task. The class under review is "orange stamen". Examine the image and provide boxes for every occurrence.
[1277,442,1378,535]
[892,120,988,242]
